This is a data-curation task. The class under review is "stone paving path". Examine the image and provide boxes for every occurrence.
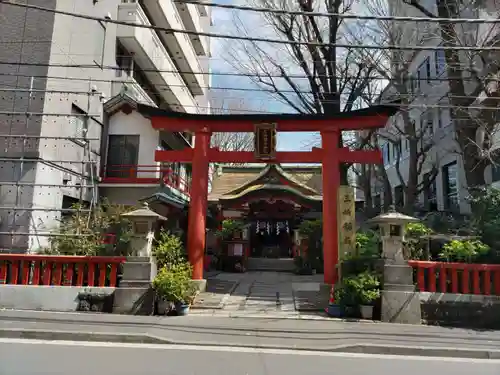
[192,272,328,318]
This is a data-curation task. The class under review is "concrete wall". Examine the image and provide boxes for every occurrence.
[0,285,115,312]
[419,292,500,329]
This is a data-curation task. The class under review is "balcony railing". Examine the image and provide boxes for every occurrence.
[101,164,191,196]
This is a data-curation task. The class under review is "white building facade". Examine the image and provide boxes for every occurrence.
[0,0,211,251]
[369,0,500,215]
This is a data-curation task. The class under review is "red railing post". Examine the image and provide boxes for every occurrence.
[32,262,41,285]
[428,264,437,292]
[451,269,459,293]
[484,270,491,296]
[439,265,447,293]
[21,261,30,285]
[109,263,119,287]
[76,262,85,286]
[0,262,7,284]
[53,262,63,286]
[42,262,52,285]
[462,269,470,294]
[98,263,107,287]
[11,260,20,285]
[494,271,500,296]
[472,268,481,294]
[64,264,74,286]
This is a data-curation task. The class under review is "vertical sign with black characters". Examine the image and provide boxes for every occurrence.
[254,123,277,160]
[338,185,356,262]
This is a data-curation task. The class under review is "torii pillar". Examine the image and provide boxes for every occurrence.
[321,130,340,285]
[186,127,211,290]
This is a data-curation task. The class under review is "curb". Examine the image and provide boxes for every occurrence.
[1,328,500,360]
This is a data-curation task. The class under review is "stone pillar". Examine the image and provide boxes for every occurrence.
[370,210,421,325]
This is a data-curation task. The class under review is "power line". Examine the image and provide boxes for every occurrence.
[1,0,500,51]
[0,85,496,104]
[175,0,500,24]
[0,61,495,83]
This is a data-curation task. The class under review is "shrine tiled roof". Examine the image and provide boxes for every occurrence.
[208,164,322,202]
[219,184,322,202]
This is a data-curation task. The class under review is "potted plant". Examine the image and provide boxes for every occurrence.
[152,263,196,316]
[342,271,380,319]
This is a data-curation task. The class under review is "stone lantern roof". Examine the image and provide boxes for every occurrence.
[121,202,167,221]
[368,206,419,225]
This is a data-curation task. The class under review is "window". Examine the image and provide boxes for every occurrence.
[492,155,500,182]
[442,161,459,210]
[383,143,390,165]
[70,104,87,146]
[94,20,106,67]
[437,109,443,128]
[421,111,434,138]
[423,172,437,211]
[435,49,446,76]
[395,185,404,209]
[416,57,431,90]
[106,135,140,178]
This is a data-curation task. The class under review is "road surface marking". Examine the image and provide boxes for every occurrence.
[1,338,499,364]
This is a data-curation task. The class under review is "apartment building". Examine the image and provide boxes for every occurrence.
[0,0,211,251]
[366,0,500,215]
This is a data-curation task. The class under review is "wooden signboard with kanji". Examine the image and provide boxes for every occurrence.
[338,185,356,262]
[254,123,277,160]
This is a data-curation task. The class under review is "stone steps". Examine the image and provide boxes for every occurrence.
[247,257,295,272]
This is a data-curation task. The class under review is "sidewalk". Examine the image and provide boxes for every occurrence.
[0,309,499,359]
[193,271,328,316]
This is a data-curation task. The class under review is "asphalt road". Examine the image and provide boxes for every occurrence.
[1,339,500,375]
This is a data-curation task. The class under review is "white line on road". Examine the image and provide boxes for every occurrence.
[1,338,499,364]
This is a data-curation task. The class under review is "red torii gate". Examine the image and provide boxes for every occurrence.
[137,104,397,285]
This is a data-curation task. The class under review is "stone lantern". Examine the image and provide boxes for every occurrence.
[368,206,421,325]
[121,202,167,258]
[369,206,419,264]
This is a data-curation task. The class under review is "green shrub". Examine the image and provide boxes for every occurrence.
[335,271,381,306]
[153,230,186,269]
[405,222,432,260]
[216,219,245,240]
[152,263,196,304]
[439,239,490,263]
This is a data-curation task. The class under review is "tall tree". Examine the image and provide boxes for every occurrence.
[222,0,382,184]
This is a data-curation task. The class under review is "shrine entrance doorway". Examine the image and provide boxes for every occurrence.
[250,219,294,259]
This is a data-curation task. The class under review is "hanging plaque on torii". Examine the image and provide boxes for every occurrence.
[254,123,277,160]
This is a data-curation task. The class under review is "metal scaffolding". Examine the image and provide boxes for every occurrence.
[0,77,104,252]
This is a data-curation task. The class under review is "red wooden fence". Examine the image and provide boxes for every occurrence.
[0,254,126,287]
[408,260,500,296]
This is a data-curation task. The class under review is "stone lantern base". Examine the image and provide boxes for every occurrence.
[381,263,422,325]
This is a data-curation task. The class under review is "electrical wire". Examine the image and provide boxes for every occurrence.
[1,0,500,51]
[0,63,494,83]
[0,86,497,104]
[174,0,500,24]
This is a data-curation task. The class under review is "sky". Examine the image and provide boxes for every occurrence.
[209,0,320,152]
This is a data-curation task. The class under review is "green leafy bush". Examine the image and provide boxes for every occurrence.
[354,230,380,258]
[153,230,186,269]
[216,219,245,240]
[439,239,490,263]
[152,263,196,304]
[46,200,133,256]
[405,222,432,260]
[335,271,381,306]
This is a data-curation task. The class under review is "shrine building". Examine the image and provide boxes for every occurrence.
[208,164,323,259]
